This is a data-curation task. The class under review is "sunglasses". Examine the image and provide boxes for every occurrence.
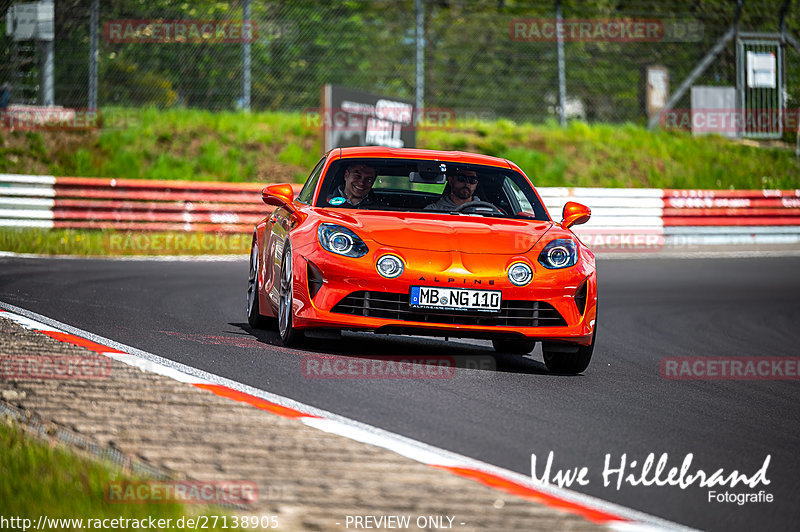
[455,174,479,185]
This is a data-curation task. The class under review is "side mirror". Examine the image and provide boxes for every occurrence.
[262,184,295,209]
[561,201,591,229]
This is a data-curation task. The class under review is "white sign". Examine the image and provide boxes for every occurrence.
[35,0,54,41]
[647,66,669,117]
[6,4,37,40]
[5,1,53,41]
[747,51,776,89]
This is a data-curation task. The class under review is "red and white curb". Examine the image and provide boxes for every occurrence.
[0,302,695,531]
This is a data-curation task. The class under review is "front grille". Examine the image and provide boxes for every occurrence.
[331,291,566,327]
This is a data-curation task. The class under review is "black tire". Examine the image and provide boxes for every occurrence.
[277,242,304,346]
[492,338,536,354]
[247,237,272,329]
[542,327,596,374]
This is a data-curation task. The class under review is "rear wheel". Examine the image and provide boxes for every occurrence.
[278,243,304,346]
[492,338,536,354]
[247,238,271,329]
[542,327,596,374]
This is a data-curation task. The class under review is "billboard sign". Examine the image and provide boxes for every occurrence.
[321,85,415,152]
[6,1,53,41]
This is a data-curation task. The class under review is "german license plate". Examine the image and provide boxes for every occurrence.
[409,286,501,312]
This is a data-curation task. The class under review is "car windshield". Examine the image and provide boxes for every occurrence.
[313,158,550,221]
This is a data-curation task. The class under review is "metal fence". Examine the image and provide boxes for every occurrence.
[1,0,799,128]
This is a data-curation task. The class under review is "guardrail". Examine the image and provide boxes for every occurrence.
[2,175,799,247]
[537,187,665,252]
[0,174,302,233]
[662,189,800,246]
[539,187,800,248]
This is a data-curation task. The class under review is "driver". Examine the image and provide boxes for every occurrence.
[425,168,484,211]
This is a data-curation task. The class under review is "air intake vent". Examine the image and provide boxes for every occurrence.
[332,291,566,327]
[575,279,588,316]
[307,261,324,299]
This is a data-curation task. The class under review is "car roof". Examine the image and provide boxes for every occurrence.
[330,146,515,170]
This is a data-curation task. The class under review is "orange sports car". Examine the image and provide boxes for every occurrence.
[247,147,597,373]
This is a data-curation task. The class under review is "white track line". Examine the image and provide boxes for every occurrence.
[596,249,800,260]
[2,249,800,262]
[0,251,246,261]
[0,300,696,531]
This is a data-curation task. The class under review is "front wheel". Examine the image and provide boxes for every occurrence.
[542,327,596,374]
[247,238,272,329]
[277,242,304,346]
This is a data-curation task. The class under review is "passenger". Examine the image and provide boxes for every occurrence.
[328,164,380,207]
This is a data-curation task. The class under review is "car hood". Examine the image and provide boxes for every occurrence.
[313,209,553,254]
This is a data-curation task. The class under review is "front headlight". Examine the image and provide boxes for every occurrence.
[538,239,578,269]
[318,223,368,258]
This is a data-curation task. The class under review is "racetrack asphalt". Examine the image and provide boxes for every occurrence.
[1,255,798,531]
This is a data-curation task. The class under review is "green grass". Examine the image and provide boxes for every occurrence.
[0,229,251,256]
[0,420,235,531]
[421,119,800,189]
[0,108,320,183]
[0,107,798,189]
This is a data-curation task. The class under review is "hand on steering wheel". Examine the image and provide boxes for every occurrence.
[453,200,504,216]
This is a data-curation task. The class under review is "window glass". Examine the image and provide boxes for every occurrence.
[314,158,549,221]
[297,157,326,204]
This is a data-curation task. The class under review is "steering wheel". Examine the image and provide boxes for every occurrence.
[453,200,505,216]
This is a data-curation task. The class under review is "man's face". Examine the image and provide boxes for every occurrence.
[448,170,479,201]
[343,165,377,203]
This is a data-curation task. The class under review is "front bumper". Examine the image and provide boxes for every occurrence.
[290,244,597,345]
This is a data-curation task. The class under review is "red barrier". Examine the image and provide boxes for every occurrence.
[56,177,265,190]
[4,175,799,237]
[663,208,800,217]
[665,217,800,226]
[662,189,800,227]
[52,210,263,224]
[52,221,254,232]
[664,189,800,198]
[53,188,260,203]
[53,199,267,214]
[47,177,303,233]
